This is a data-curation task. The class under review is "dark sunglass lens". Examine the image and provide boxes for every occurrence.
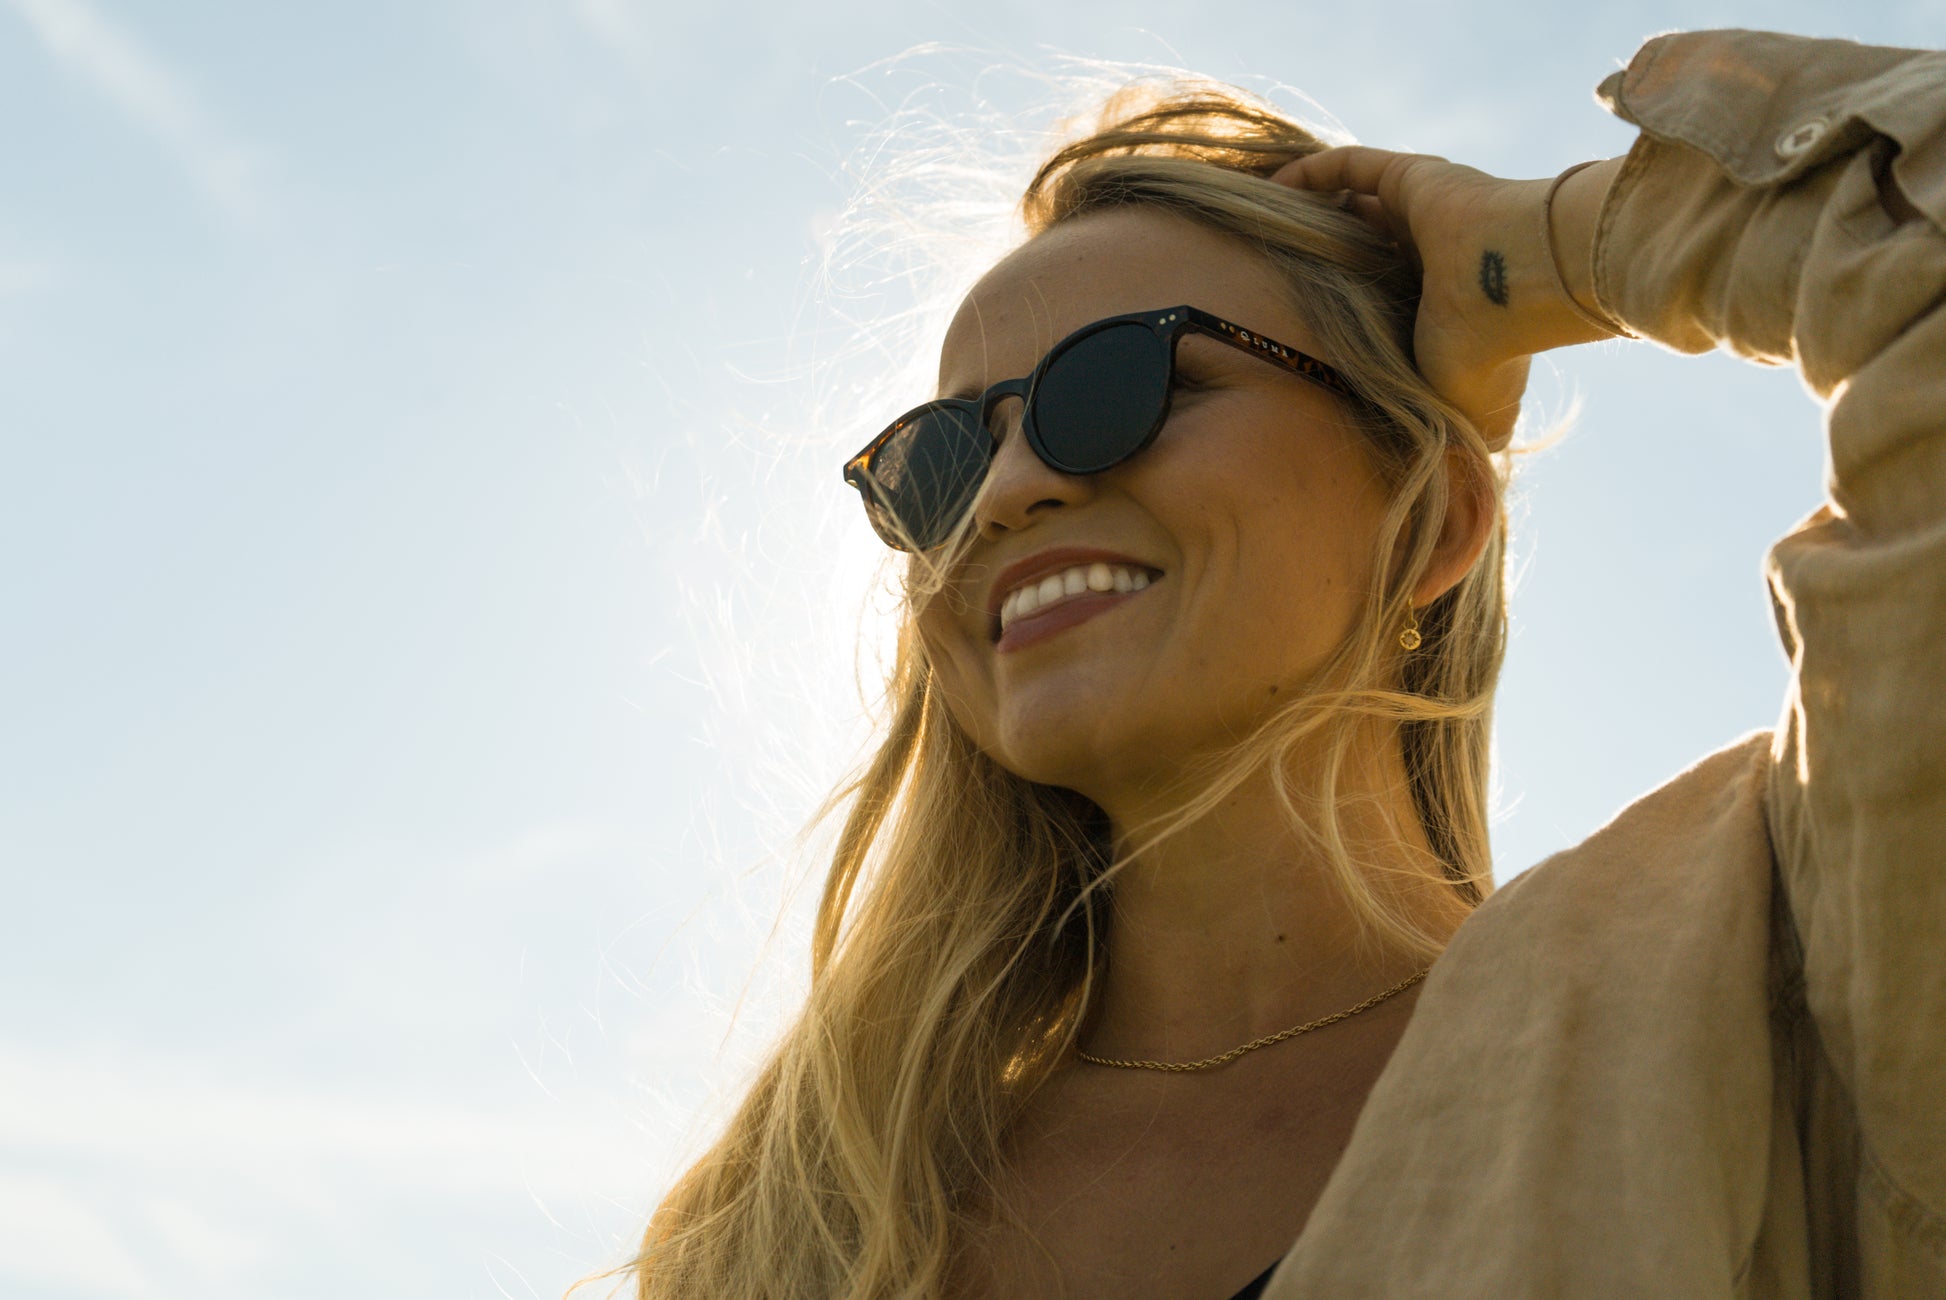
[861,406,990,549]
[1031,323,1170,473]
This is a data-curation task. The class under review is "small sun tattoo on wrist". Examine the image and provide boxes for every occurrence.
[1479,250,1510,306]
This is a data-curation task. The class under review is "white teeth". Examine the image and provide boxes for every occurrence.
[998,563,1158,634]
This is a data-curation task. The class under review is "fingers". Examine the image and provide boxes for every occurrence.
[1269,144,1425,197]
[1269,145,1431,257]
[1342,192,1388,228]
[1263,156,1416,266]
[1343,192,1416,268]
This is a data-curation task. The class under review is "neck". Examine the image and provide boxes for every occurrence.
[1081,718,1469,1064]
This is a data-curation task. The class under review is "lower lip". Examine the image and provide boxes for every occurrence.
[995,581,1158,654]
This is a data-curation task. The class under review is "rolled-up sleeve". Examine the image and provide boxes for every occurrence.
[1595,29,1946,1286]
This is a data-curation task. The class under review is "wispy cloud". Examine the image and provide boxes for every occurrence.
[0,816,770,1298]
[4,0,266,225]
[0,257,57,298]
[0,1041,653,1199]
[0,1173,154,1299]
[0,1039,668,1298]
[572,0,640,50]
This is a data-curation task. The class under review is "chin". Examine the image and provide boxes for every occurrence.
[987,717,1166,805]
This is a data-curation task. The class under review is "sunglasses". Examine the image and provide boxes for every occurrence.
[841,304,1359,552]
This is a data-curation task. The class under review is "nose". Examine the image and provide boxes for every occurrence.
[971,396,1096,537]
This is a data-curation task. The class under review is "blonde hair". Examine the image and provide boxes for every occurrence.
[624,75,1512,1300]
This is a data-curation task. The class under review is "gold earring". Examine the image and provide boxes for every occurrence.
[1399,604,1422,651]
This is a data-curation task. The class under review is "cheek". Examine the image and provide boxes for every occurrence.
[915,603,997,746]
[1165,448,1381,665]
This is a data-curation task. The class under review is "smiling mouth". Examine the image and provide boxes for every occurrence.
[990,561,1163,644]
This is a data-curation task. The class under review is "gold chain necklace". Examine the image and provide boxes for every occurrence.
[1076,968,1429,1073]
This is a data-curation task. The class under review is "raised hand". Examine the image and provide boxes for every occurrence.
[1270,147,1622,450]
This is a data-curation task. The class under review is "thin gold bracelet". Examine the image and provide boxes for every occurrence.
[1540,160,1630,337]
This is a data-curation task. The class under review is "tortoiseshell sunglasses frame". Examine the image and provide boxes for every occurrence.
[841,304,1361,551]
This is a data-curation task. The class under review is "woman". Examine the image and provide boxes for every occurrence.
[628,28,1946,1298]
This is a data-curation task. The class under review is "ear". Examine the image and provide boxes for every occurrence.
[1408,447,1498,608]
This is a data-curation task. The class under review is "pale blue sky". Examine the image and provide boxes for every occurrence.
[3,1,1936,1297]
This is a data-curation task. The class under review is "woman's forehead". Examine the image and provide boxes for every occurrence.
[936,207,1309,392]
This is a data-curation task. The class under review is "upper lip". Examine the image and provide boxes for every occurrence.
[985,545,1161,627]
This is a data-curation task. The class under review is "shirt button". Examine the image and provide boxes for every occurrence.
[1776,118,1829,159]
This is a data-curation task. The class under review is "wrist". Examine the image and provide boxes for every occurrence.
[1542,158,1628,342]
[1462,169,1622,364]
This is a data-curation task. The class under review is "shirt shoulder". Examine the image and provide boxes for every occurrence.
[1477,726,1776,931]
[1270,729,1786,1294]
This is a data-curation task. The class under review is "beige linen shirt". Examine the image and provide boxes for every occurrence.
[1264,30,1946,1300]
